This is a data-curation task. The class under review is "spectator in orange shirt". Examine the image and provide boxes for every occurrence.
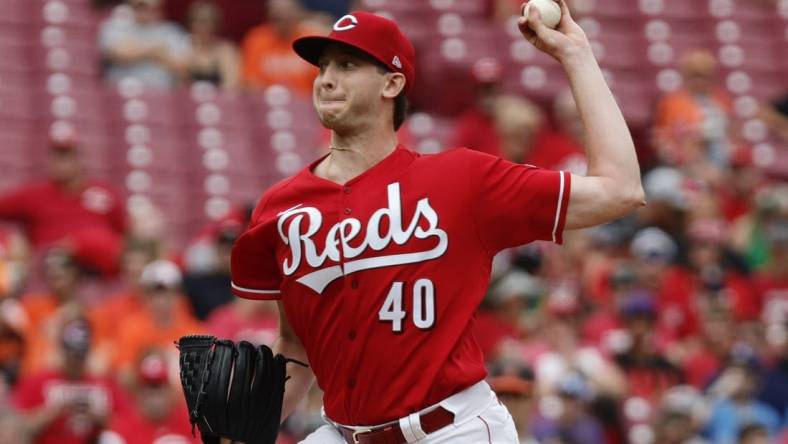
[111,260,202,385]
[88,239,195,374]
[20,248,86,374]
[654,50,735,168]
[241,0,323,95]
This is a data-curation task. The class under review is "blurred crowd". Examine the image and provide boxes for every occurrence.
[0,0,786,443]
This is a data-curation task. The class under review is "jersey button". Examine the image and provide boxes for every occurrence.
[344,208,352,215]
[343,186,352,194]
[348,378,356,389]
[348,330,357,341]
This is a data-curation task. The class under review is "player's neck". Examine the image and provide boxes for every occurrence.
[316,127,398,185]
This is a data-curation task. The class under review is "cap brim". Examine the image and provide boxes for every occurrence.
[293,36,389,71]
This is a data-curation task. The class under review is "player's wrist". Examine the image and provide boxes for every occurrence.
[558,43,597,73]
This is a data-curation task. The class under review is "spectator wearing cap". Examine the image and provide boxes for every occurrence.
[88,241,191,375]
[530,373,606,444]
[0,137,127,276]
[473,270,541,360]
[487,360,538,444]
[241,0,324,95]
[12,317,130,444]
[184,1,241,90]
[182,223,240,320]
[102,349,196,444]
[652,385,710,444]
[719,146,763,224]
[654,49,735,168]
[705,351,781,443]
[612,291,684,401]
[99,0,191,88]
[657,219,756,344]
[525,289,627,401]
[638,167,690,241]
[451,57,505,157]
[19,248,86,374]
[111,260,202,385]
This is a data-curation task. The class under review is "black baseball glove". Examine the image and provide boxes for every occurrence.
[176,335,306,444]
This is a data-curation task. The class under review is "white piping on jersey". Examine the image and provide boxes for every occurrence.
[231,282,281,294]
[551,171,566,243]
[277,182,449,294]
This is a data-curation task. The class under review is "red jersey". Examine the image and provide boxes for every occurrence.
[13,370,130,444]
[231,146,571,425]
[0,180,126,274]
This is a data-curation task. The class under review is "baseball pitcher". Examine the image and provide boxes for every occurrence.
[178,1,645,443]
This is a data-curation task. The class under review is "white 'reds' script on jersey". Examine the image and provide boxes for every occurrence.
[276,182,448,293]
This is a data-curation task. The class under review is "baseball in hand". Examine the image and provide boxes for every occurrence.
[522,0,562,29]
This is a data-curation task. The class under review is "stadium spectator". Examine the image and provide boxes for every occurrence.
[530,373,606,444]
[705,351,781,443]
[654,50,735,168]
[652,386,710,444]
[451,58,505,157]
[0,137,126,276]
[111,260,201,383]
[182,223,239,320]
[102,349,195,444]
[475,271,542,360]
[206,298,279,345]
[19,248,86,374]
[87,239,183,374]
[12,317,130,444]
[612,291,684,401]
[530,89,587,174]
[493,95,545,164]
[99,0,191,89]
[487,360,538,444]
[0,228,29,299]
[185,1,241,90]
[241,0,323,95]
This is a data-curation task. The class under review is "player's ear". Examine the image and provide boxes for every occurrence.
[382,72,406,99]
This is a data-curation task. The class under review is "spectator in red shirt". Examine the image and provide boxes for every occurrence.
[612,291,684,402]
[206,297,279,345]
[658,219,756,343]
[451,58,505,157]
[0,136,127,276]
[102,349,196,444]
[472,271,542,360]
[13,316,130,444]
[529,88,588,174]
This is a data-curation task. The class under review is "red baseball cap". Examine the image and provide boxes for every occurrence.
[293,12,416,93]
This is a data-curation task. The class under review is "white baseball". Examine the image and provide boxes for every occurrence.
[522,0,562,29]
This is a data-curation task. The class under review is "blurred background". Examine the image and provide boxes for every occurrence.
[0,0,786,443]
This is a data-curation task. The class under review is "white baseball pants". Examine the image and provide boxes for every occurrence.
[299,381,519,444]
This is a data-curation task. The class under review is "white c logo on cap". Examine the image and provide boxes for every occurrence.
[333,14,358,31]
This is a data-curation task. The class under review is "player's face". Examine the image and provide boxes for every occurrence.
[313,45,389,131]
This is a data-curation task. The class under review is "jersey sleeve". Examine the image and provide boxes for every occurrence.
[466,149,571,252]
[230,223,282,300]
[230,192,284,300]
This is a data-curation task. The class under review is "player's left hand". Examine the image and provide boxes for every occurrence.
[518,0,591,63]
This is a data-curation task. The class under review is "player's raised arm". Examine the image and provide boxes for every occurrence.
[273,301,315,423]
[519,0,645,229]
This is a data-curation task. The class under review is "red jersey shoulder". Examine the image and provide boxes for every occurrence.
[248,175,301,227]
